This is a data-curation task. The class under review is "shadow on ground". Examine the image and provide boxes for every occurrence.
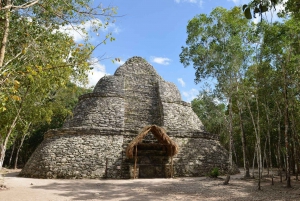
[2,168,300,201]
[29,177,262,201]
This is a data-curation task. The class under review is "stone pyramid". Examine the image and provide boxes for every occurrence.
[20,56,235,179]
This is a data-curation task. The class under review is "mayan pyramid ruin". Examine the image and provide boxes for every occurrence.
[20,56,234,179]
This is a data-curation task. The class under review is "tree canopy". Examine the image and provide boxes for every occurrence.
[0,0,117,169]
[182,6,300,188]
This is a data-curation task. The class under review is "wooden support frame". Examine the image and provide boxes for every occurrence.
[171,147,174,178]
[134,145,137,179]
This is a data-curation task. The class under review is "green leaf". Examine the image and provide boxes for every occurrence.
[244,7,252,19]
[260,5,268,13]
[271,0,278,5]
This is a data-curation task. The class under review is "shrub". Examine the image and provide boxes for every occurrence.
[209,167,219,178]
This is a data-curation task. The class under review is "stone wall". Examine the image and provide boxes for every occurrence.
[158,80,204,132]
[171,136,229,176]
[20,128,231,179]
[158,81,181,103]
[162,102,204,131]
[123,74,162,130]
[64,95,125,129]
[116,57,163,131]
[20,128,124,179]
[93,75,125,96]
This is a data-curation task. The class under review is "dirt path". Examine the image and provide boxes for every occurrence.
[1,168,300,201]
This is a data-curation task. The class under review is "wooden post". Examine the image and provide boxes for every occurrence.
[121,151,123,178]
[134,145,137,179]
[171,156,173,178]
[171,147,174,178]
[105,158,108,178]
[223,174,230,185]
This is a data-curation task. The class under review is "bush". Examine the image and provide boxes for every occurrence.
[209,167,219,178]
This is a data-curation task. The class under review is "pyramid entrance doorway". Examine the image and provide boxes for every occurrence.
[126,125,179,178]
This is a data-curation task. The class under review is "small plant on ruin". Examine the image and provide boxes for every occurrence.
[209,167,219,178]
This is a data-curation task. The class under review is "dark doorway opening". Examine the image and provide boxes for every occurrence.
[135,143,169,178]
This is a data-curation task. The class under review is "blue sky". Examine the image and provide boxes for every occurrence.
[74,0,280,102]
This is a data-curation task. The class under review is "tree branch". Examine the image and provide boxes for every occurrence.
[0,0,39,11]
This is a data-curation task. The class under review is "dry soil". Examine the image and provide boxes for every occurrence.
[1,168,300,201]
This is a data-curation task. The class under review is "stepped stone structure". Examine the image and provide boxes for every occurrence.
[20,56,235,179]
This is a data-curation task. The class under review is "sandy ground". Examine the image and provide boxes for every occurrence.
[1,168,300,201]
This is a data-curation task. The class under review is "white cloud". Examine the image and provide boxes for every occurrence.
[151,56,171,65]
[115,59,125,65]
[175,0,203,7]
[59,19,120,43]
[182,88,198,102]
[227,0,248,5]
[111,25,122,34]
[175,0,197,3]
[59,20,96,42]
[87,58,109,87]
[177,78,186,87]
[199,0,204,8]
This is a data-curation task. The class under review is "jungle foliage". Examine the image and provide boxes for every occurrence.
[183,5,300,189]
[0,0,117,169]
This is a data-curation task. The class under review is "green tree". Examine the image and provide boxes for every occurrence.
[0,0,117,169]
[0,0,116,111]
[242,0,300,20]
[260,19,300,188]
[191,90,227,136]
[180,6,254,173]
[4,82,91,168]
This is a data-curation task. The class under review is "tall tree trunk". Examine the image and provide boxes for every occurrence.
[276,102,283,183]
[233,140,238,165]
[238,106,250,178]
[0,110,20,170]
[252,143,256,178]
[263,103,273,177]
[0,0,11,67]
[14,133,26,169]
[0,87,29,170]
[283,151,287,180]
[283,64,291,188]
[245,95,262,190]
[263,138,268,175]
[257,137,262,190]
[297,150,300,181]
[228,97,234,173]
[256,97,262,182]
[257,143,261,190]
[290,111,299,181]
[278,132,282,184]
[8,140,16,168]
[13,122,31,169]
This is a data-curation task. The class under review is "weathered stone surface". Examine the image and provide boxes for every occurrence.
[63,96,125,129]
[162,102,204,131]
[93,75,125,96]
[20,56,237,179]
[158,81,182,103]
